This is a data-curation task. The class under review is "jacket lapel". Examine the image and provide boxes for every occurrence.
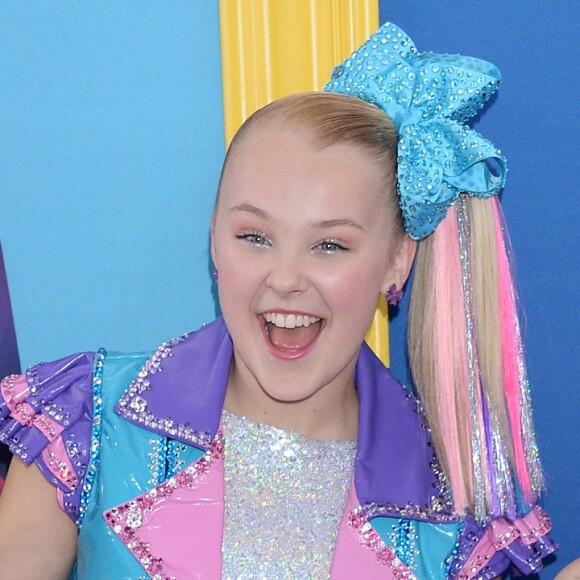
[354,342,456,523]
[115,318,231,451]
[107,318,456,577]
[104,437,225,579]
[331,480,417,579]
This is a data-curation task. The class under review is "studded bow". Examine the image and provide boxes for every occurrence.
[323,22,507,240]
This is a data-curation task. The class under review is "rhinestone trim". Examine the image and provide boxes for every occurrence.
[347,506,417,578]
[104,435,224,579]
[116,336,213,449]
[78,348,106,526]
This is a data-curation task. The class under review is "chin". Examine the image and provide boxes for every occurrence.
[259,380,321,405]
[250,364,331,403]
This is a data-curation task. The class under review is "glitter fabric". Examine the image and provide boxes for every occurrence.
[221,410,357,579]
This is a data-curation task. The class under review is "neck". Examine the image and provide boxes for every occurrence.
[223,361,358,441]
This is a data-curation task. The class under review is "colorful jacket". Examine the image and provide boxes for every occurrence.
[0,318,556,579]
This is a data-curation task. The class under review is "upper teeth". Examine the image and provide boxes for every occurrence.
[263,313,321,329]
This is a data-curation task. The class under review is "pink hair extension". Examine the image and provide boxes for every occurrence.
[432,204,473,512]
[491,197,534,502]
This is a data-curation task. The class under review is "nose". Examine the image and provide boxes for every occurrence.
[265,250,308,296]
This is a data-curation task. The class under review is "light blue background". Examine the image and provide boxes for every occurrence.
[380,1,580,576]
[0,2,224,364]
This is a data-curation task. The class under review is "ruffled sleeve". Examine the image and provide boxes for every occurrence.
[449,506,558,578]
[0,351,97,524]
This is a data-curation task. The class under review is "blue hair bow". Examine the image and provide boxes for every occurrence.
[323,22,507,240]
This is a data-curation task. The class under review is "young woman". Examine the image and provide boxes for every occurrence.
[0,23,555,579]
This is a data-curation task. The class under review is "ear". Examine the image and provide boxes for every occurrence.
[210,211,217,264]
[381,234,417,293]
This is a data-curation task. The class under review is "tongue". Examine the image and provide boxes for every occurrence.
[268,322,320,351]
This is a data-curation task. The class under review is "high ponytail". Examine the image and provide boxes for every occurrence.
[409,195,545,520]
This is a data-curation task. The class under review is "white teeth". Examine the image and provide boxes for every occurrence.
[263,313,321,329]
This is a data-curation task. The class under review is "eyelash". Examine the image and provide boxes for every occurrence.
[235,231,349,254]
[236,231,270,247]
[315,240,349,254]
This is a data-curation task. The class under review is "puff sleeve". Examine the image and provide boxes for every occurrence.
[450,507,558,578]
[0,351,97,524]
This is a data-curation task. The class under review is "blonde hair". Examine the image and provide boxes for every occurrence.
[409,196,544,518]
[217,92,545,519]
[217,92,404,234]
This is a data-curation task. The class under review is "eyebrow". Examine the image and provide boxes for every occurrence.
[230,203,271,221]
[313,218,365,231]
[230,203,364,231]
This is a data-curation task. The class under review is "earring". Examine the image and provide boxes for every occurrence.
[386,284,403,306]
[213,268,219,282]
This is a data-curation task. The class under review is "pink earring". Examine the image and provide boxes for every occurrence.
[386,284,403,306]
[213,268,219,282]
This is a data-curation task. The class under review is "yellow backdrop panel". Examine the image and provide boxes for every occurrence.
[218,0,390,365]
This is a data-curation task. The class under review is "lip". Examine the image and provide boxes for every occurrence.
[257,311,324,360]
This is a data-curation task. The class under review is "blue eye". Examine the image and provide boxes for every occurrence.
[316,240,348,254]
[236,232,269,246]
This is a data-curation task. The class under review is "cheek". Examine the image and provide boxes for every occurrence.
[216,253,262,315]
[317,260,384,315]
[322,253,387,291]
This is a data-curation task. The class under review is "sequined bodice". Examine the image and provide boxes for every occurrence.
[221,410,357,579]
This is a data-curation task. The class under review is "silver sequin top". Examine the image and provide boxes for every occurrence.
[221,410,357,580]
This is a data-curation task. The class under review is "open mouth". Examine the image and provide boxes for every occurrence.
[261,312,323,356]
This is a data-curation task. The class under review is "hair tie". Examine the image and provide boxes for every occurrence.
[323,22,507,240]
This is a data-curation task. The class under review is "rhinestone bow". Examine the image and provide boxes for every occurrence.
[324,22,507,240]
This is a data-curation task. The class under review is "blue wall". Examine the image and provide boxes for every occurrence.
[379,1,579,575]
[0,3,224,365]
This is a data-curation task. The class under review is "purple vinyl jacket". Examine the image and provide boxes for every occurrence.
[0,318,556,578]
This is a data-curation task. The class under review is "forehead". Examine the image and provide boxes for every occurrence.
[218,123,387,221]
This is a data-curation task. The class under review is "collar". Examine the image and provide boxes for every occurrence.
[116,317,456,523]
